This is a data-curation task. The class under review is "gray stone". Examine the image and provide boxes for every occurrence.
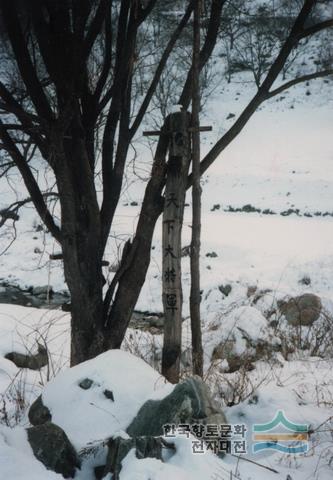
[28,394,52,426]
[0,286,31,306]
[79,378,93,390]
[0,283,69,309]
[211,339,235,362]
[218,284,232,296]
[130,311,165,332]
[32,285,53,296]
[104,436,174,480]
[127,376,226,438]
[5,343,48,370]
[279,293,322,326]
[27,422,80,478]
[146,315,164,328]
[104,389,114,401]
[212,335,277,373]
[206,251,218,258]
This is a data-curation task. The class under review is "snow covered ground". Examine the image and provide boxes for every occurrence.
[0,310,332,480]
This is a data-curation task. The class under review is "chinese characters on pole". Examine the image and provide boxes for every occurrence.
[161,110,191,383]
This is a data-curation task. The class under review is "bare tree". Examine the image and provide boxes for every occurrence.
[0,0,332,368]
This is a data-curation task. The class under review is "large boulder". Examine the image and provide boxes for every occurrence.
[27,350,168,448]
[278,293,322,326]
[127,376,226,437]
[27,422,80,478]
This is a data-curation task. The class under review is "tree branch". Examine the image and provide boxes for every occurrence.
[1,3,54,121]
[195,0,320,179]
[0,193,59,228]
[179,0,227,109]
[299,18,333,39]
[93,2,113,105]
[129,0,194,138]
[137,0,158,23]
[0,120,61,242]
[267,70,333,98]
[83,0,109,62]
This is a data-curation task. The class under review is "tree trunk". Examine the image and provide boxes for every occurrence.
[54,121,105,365]
[104,125,169,350]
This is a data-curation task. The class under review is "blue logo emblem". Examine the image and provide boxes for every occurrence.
[253,410,308,454]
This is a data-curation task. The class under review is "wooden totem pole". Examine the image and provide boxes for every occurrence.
[161,109,191,383]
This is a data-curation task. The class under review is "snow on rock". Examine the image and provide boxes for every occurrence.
[0,425,63,479]
[204,305,269,362]
[41,349,173,448]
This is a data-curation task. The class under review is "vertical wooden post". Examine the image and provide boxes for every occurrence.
[161,110,191,384]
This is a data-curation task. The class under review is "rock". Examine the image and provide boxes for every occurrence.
[104,436,174,480]
[211,204,221,211]
[0,286,31,306]
[206,251,218,258]
[147,316,164,328]
[227,354,255,373]
[212,339,255,372]
[94,465,106,480]
[0,283,68,309]
[5,343,48,370]
[79,378,94,390]
[27,422,80,478]
[242,204,260,213]
[247,285,257,297]
[127,376,226,438]
[218,284,232,297]
[32,285,53,297]
[211,339,235,362]
[130,311,164,331]
[299,276,311,286]
[36,293,48,300]
[278,293,322,326]
[103,389,114,401]
[211,312,277,373]
[28,394,52,426]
